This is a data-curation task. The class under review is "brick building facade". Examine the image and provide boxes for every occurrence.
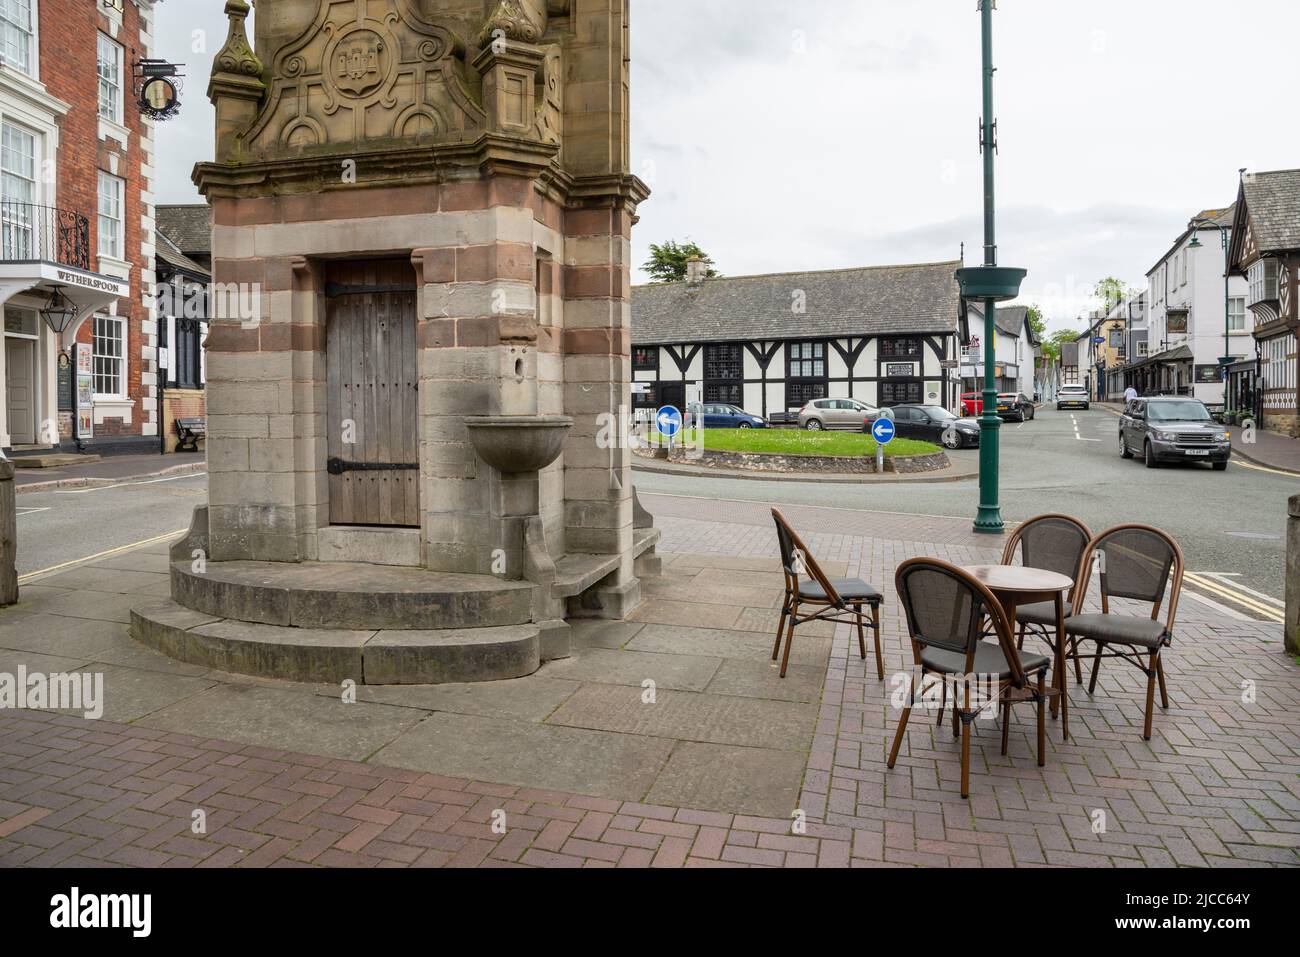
[0,0,157,453]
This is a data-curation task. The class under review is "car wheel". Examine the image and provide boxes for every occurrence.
[805,420,823,431]
[1119,433,1133,459]
[942,432,961,450]
[1212,461,1228,472]
[1057,405,1064,412]
[738,422,751,429]
[1144,441,1159,469]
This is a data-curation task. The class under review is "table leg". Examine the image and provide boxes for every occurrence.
[1055,592,1069,741]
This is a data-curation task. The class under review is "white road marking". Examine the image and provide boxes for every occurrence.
[16,507,50,516]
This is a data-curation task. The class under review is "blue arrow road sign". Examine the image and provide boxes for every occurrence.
[656,406,683,438]
[871,418,896,445]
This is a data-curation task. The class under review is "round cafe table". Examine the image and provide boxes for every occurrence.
[962,564,1074,741]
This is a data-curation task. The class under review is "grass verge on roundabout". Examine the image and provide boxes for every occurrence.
[647,428,941,458]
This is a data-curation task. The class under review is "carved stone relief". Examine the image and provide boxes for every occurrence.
[243,0,487,156]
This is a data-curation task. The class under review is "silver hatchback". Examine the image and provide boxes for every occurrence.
[799,397,880,431]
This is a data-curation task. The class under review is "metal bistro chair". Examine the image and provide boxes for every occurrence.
[887,559,1055,799]
[771,508,883,680]
[1001,514,1093,687]
[1066,524,1185,741]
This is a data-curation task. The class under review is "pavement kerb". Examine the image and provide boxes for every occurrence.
[14,461,208,494]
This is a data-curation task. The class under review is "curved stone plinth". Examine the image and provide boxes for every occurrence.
[131,600,542,686]
[170,560,534,631]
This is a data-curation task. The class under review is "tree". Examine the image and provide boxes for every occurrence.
[1093,277,1135,313]
[642,241,721,284]
[1039,328,1080,364]
[1026,304,1047,342]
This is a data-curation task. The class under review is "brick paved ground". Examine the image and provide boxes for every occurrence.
[0,494,1296,867]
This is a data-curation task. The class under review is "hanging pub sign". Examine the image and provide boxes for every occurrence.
[134,59,184,120]
[75,343,94,440]
[1167,311,1189,335]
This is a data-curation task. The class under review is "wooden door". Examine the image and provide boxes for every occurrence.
[5,339,35,445]
[325,260,420,527]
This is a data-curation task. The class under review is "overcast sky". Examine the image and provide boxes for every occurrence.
[155,0,1300,335]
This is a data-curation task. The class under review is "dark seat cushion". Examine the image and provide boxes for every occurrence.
[921,642,1051,680]
[1016,601,1068,627]
[798,578,883,603]
[1065,613,1169,649]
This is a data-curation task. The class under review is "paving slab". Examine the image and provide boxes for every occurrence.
[705,658,826,704]
[567,620,645,650]
[34,566,170,596]
[0,613,134,660]
[15,586,145,625]
[629,598,743,630]
[0,647,93,676]
[352,674,581,722]
[640,578,782,609]
[47,665,218,724]
[646,742,808,817]
[372,710,674,800]
[546,684,817,751]
[540,647,722,692]
[136,683,426,761]
[628,623,833,668]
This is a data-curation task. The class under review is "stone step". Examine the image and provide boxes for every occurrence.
[171,559,534,631]
[131,599,541,686]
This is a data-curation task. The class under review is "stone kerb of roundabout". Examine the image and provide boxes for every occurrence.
[634,446,953,475]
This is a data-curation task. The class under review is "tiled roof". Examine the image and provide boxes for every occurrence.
[967,302,1037,344]
[156,204,212,256]
[631,261,961,346]
[1241,169,1300,252]
[156,230,211,279]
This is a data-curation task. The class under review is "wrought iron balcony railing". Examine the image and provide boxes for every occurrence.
[0,201,91,271]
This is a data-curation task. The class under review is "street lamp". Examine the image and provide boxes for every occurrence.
[954,0,1026,536]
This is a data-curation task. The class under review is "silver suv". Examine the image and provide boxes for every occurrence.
[1056,385,1090,411]
[799,397,880,431]
[1119,397,1231,471]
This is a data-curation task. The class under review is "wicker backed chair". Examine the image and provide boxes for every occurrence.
[887,558,1055,799]
[1067,524,1185,740]
[771,508,883,680]
[1000,514,1092,685]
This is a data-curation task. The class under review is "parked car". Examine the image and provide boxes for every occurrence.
[959,392,984,416]
[688,404,768,429]
[1119,397,1230,471]
[866,405,980,450]
[799,397,880,431]
[1056,385,1090,411]
[996,392,1035,422]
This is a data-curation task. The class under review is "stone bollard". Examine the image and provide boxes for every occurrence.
[0,458,15,607]
[1288,494,1300,656]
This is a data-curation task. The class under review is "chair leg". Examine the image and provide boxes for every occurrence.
[1000,702,1011,756]
[1143,651,1159,741]
[887,672,917,769]
[1071,637,1084,685]
[871,603,884,681]
[936,678,947,727]
[854,602,867,661]
[772,596,790,661]
[1155,652,1169,709]
[1036,671,1046,768]
[1017,623,1026,651]
[952,692,960,738]
[778,601,798,679]
[960,712,972,800]
[1088,641,1104,694]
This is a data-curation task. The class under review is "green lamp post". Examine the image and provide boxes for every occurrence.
[955,0,1026,536]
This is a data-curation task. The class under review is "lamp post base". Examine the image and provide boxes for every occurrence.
[973,400,1004,535]
[973,508,1005,535]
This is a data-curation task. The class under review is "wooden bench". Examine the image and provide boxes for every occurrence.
[174,417,206,453]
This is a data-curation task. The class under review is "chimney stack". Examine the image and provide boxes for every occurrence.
[686,256,707,286]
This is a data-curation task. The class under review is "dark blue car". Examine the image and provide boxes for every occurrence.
[689,403,768,429]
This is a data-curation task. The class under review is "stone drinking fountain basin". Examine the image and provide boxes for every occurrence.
[464,415,574,473]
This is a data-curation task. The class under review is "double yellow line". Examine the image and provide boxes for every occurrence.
[1184,571,1285,623]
